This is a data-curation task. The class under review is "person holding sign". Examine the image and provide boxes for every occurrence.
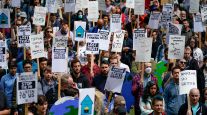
[178,88,207,115]
[164,66,186,115]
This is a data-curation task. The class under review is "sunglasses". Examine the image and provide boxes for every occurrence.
[180,61,186,64]
[47,31,53,33]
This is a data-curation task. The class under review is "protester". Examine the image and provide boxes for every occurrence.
[150,95,165,115]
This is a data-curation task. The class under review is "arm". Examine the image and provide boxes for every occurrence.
[132,75,139,96]
[139,97,153,114]
[163,86,169,112]
[0,109,10,115]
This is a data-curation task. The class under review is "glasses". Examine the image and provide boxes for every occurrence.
[180,61,186,64]
[24,66,31,68]
[47,31,53,33]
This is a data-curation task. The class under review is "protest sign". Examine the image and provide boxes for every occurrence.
[162,4,173,13]
[88,1,99,21]
[56,0,63,9]
[99,30,111,51]
[110,14,121,32]
[46,0,57,13]
[78,88,95,115]
[33,6,47,26]
[98,0,106,11]
[134,0,145,15]
[0,9,10,28]
[134,38,152,62]
[148,12,161,29]
[30,33,45,59]
[133,28,147,50]
[74,21,86,41]
[194,13,204,32]
[168,22,182,35]
[189,0,199,13]
[11,0,20,7]
[0,40,7,69]
[17,25,31,47]
[179,70,197,95]
[64,0,75,13]
[111,30,125,52]
[168,35,185,59]
[160,12,172,29]
[17,72,38,105]
[105,67,126,93]
[80,0,89,9]
[52,47,68,73]
[126,0,134,9]
[86,33,100,54]
[53,36,68,48]
[201,5,207,26]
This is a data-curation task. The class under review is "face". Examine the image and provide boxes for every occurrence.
[152,100,163,113]
[145,63,152,69]
[181,12,186,19]
[152,32,157,39]
[204,90,207,100]
[131,15,136,22]
[172,68,180,81]
[61,24,68,32]
[184,50,191,59]
[44,70,52,81]
[183,21,189,28]
[150,85,157,96]
[178,60,186,70]
[103,16,109,23]
[110,59,118,67]
[190,39,195,48]
[72,62,81,74]
[46,29,53,37]
[101,64,109,75]
[87,54,95,63]
[68,77,76,88]
[26,50,32,60]
[190,91,200,105]
[40,61,47,71]
[106,0,111,6]
[10,67,17,76]
[37,102,48,114]
[24,63,32,72]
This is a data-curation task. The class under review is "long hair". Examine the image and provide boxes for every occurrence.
[142,81,159,104]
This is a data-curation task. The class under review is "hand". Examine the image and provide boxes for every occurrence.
[14,111,18,115]
[144,105,149,110]
[187,110,192,115]
[104,107,109,113]
[90,72,94,78]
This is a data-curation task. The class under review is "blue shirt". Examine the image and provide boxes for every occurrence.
[17,60,38,73]
[0,73,16,107]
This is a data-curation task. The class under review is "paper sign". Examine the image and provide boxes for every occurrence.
[189,0,199,13]
[133,28,147,50]
[46,0,57,13]
[0,9,10,28]
[201,5,207,26]
[78,88,95,115]
[74,21,86,41]
[168,22,182,35]
[53,36,68,47]
[17,72,38,105]
[105,67,126,93]
[148,12,161,29]
[111,30,125,52]
[88,1,99,21]
[134,0,145,15]
[98,0,106,11]
[110,14,121,32]
[64,0,75,13]
[30,33,45,59]
[126,0,134,9]
[99,30,111,51]
[194,13,204,32]
[160,12,172,29]
[162,4,173,13]
[17,25,31,47]
[134,37,152,62]
[179,70,197,95]
[52,47,68,73]
[33,6,47,26]
[0,40,7,69]
[56,0,63,9]
[86,33,100,54]
[11,0,20,7]
[168,35,185,59]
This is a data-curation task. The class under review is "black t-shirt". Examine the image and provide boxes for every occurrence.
[0,90,9,111]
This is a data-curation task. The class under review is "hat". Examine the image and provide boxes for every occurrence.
[19,12,27,18]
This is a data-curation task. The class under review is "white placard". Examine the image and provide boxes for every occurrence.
[133,28,147,50]
[11,0,20,7]
[46,0,57,13]
[0,9,10,28]
[162,4,173,13]
[52,47,68,73]
[33,6,47,26]
[134,37,152,62]
[126,0,134,9]
[111,30,125,52]
[30,33,45,59]
[148,12,161,29]
[0,40,7,69]
[110,14,121,32]
[179,70,197,95]
[17,25,31,48]
[104,67,126,93]
[160,11,172,29]
[88,1,99,21]
[168,22,182,35]
[56,0,63,8]
[201,5,207,26]
[189,0,199,13]
[86,33,100,54]
[99,30,111,51]
[168,35,185,59]
[53,36,68,47]
[78,88,95,115]
[134,0,145,15]
[64,0,75,13]
[74,21,86,41]
[194,13,204,32]
[98,0,106,11]
[17,72,38,105]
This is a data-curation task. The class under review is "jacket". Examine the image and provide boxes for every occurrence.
[178,102,207,115]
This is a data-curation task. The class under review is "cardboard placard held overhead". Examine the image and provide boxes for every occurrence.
[110,14,121,32]
[74,21,86,41]
[98,0,106,11]
[86,33,100,54]
[0,9,10,28]
[11,0,21,7]
[194,13,204,32]
[0,40,7,69]
[134,0,145,15]
[126,0,135,9]
[64,0,75,13]
[111,30,125,52]
[30,33,45,59]
[133,28,147,50]
[148,12,161,29]
[87,1,99,21]
[201,5,207,26]
[53,36,68,48]
[33,6,47,26]
[46,0,57,13]
[189,0,199,13]
[17,25,31,48]
[99,30,111,51]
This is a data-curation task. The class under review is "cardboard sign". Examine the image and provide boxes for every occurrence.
[86,33,100,54]
[0,9,10,28]
[64,0,75,13]
[194,13,204,32]
[53,36,68,47]
[88,1,99,21]
[17,72,38,105]
[74,21,86,41]
[11,0,20,7]
[78,88,95,115]
[126,0,134,9]
[98,0,106,11]
[134,0,145,15]
[104,67,126,93]
[133,28,147,50]
[56,0,63,9]
[110,14,121,32]
[134,38,152,62]
[99,30,111,51]
[0,40,7,69]
[148,12,161,29]
[162,4,173,13]
[160,12,172,29]
[30,33,45,59]
[168,35,185,59]
[201,5,207,26]
[33,6,47,26]
[111,30,125,52]
[17,25,31,47]
[189,0,199,13]
[46,0,57,13]
[179,70,197,95]
[52,47,68,73]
